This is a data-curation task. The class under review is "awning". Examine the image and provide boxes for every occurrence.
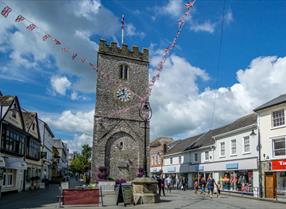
[0,157,5,167]
[4,157,27,170]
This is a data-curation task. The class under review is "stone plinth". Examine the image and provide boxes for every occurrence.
[132,177,160,204]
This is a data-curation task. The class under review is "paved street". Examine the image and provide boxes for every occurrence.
[1,182,286,209]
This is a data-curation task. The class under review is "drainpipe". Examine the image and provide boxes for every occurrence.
[257,117,263,198]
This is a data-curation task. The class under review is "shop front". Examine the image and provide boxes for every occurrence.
[2,156,27,193]
[265,159,286,199]
[203,158,259,196]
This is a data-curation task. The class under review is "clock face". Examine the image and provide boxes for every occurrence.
[116,87,131,102]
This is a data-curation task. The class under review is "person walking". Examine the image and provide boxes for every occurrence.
[216,182,222,198]
[200,178,206,194]
[207,175,216,199]
[194,179,199,194]
[166,175,172,193]
[157,175,165,196]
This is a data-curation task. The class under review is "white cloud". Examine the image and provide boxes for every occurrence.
[0,0,119,93]
[190,21,216,33]
[162,0,184,18]
[66,133,93,153]
[126,23,145,39]
[50,75,71,96]
[42,110,94,134]
[75,0,101,20]
[150,54,286,139]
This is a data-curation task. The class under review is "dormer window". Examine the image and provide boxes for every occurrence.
[119,64,128,80]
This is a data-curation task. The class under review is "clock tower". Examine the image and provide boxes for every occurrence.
[91,40,149,181]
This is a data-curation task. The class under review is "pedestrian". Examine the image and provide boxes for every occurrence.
[157,175,165,196]
[200,178,206,194]
[207,175,216,198]
[194,179,199,194]
[216,182,222,198]
[166,175,172,193]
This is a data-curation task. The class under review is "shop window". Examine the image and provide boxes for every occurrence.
[119,64,128,80]
[205,151,209,161]
[231,139,236,155]
[170,157,173,164]
[272,109,285,127]
[3,169,13,187]
[273,138,286,157]
[243,136,250,153]
[194,153,198,162]
[220,142,225,156]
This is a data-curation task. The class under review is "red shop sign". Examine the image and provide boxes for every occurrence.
[272,159,286,170]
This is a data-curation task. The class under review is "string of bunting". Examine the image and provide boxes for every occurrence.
[99,0,196,120]
[0,0,196,120]
[0,2,97,71]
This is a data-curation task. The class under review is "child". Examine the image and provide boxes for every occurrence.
[194,180,199,194]
[200,178,206,194]
[216,182,221,198]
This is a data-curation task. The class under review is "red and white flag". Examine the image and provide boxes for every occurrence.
[26,24,36,31]
[1,6,12,17]
[53,39,61,45]
[80,57,86,63]
[15,15,25,22]
[62,47,68,53]
[72,53,77,60]
[185,1,195,9]
[42,34,51,41]
[121,14,125,30]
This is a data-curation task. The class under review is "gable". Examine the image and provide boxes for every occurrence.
[3,100,24,130]
[28,117,40,139]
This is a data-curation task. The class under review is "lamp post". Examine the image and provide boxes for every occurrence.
[139,101,152,178]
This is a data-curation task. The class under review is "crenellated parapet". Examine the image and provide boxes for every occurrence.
[98,39,149,62]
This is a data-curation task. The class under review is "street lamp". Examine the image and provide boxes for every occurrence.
[139,101,152,177]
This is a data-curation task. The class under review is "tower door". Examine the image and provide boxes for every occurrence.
[105,132,139,181]
[265,172,276,198]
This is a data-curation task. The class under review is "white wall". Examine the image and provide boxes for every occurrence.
[213,127,258,162]
[258,103,286,161]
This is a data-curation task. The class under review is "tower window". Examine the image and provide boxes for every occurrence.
[119,64,128,80]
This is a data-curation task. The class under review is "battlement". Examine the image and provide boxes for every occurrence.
[98,39,149,62]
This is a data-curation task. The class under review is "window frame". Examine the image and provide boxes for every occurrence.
[272,137,286,157]
[205,151,209,161]
[3,169,14,187]
[272,109,285,128]
[119,64,129,80]
[194,153,198,162]
[243,136,251,154]
[220,142,226,157]
[230,139,237,155]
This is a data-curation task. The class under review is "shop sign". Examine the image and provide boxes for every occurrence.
[226,163,239,170]
[166,167,176,173]
[198,165,204,172]
[272,159,286,170]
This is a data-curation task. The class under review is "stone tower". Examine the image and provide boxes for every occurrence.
[92,40,149,181]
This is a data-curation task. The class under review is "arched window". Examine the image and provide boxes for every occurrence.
[119,64,128,80]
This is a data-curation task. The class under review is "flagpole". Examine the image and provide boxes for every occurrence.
[121,14,124,45]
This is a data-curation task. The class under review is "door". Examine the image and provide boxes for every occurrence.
[265,172,276,198]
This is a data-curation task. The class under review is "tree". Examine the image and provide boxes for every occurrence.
[69,144,92,174]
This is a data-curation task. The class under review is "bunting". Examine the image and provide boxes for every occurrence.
[0,2,97,71]
[1,6,12,17]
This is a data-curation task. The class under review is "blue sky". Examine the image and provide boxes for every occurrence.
[1,0,286,152]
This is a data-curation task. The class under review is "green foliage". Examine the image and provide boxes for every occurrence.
[70,144,92,174]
